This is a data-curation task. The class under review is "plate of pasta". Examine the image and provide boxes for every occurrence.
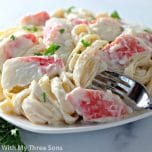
[0,7,152,134]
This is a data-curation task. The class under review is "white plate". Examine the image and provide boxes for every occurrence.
[1,110,152,134]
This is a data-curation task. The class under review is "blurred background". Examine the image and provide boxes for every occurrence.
[0,0,152,29]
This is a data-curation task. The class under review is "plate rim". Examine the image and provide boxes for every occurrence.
[1,110,152,134]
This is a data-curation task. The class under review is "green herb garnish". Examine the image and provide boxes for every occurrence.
[22,25,38,32]
[34,52,43,56]
[34,43,60,56]
[81,39,91,47]
[44,43,60,56]
[0,118,29,152]
[66,6,75,14]
[10,35,16,40]
[59,28,65,34]
[42,92,46,103]
[144,28,152,33]
[111,11,121,20]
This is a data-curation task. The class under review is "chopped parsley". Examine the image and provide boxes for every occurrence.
[59,28,65,34]
[111,11,121,20]
[144,28,152,33]
[44,43,60,56]
[42,92,46,103]
[10,35,16,40]
[34,43,60,56]
[66,6,75,14]
[22,25,38,32]
[81,39,91,47]
[34,52,43,56]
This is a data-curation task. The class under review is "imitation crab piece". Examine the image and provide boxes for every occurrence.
[103,32,152,66]
[66,87,132,122]
[0,33,38,69]
[43,18,64,45]
[89,17,123,41]
[43,18,72,45]
[20,11,50,26]
[70,18,89,25]
[1,56,64,90]
[43,18,74,62]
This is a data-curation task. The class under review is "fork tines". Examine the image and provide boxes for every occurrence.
[91,70,151,110]
[91,71,131,97]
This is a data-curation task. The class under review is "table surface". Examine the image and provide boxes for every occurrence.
[0,0,152,152]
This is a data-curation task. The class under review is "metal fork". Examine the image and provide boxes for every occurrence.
[91,71,152,109]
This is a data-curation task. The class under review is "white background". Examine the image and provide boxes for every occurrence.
[0,0,152,152]
[0,0,152,29]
